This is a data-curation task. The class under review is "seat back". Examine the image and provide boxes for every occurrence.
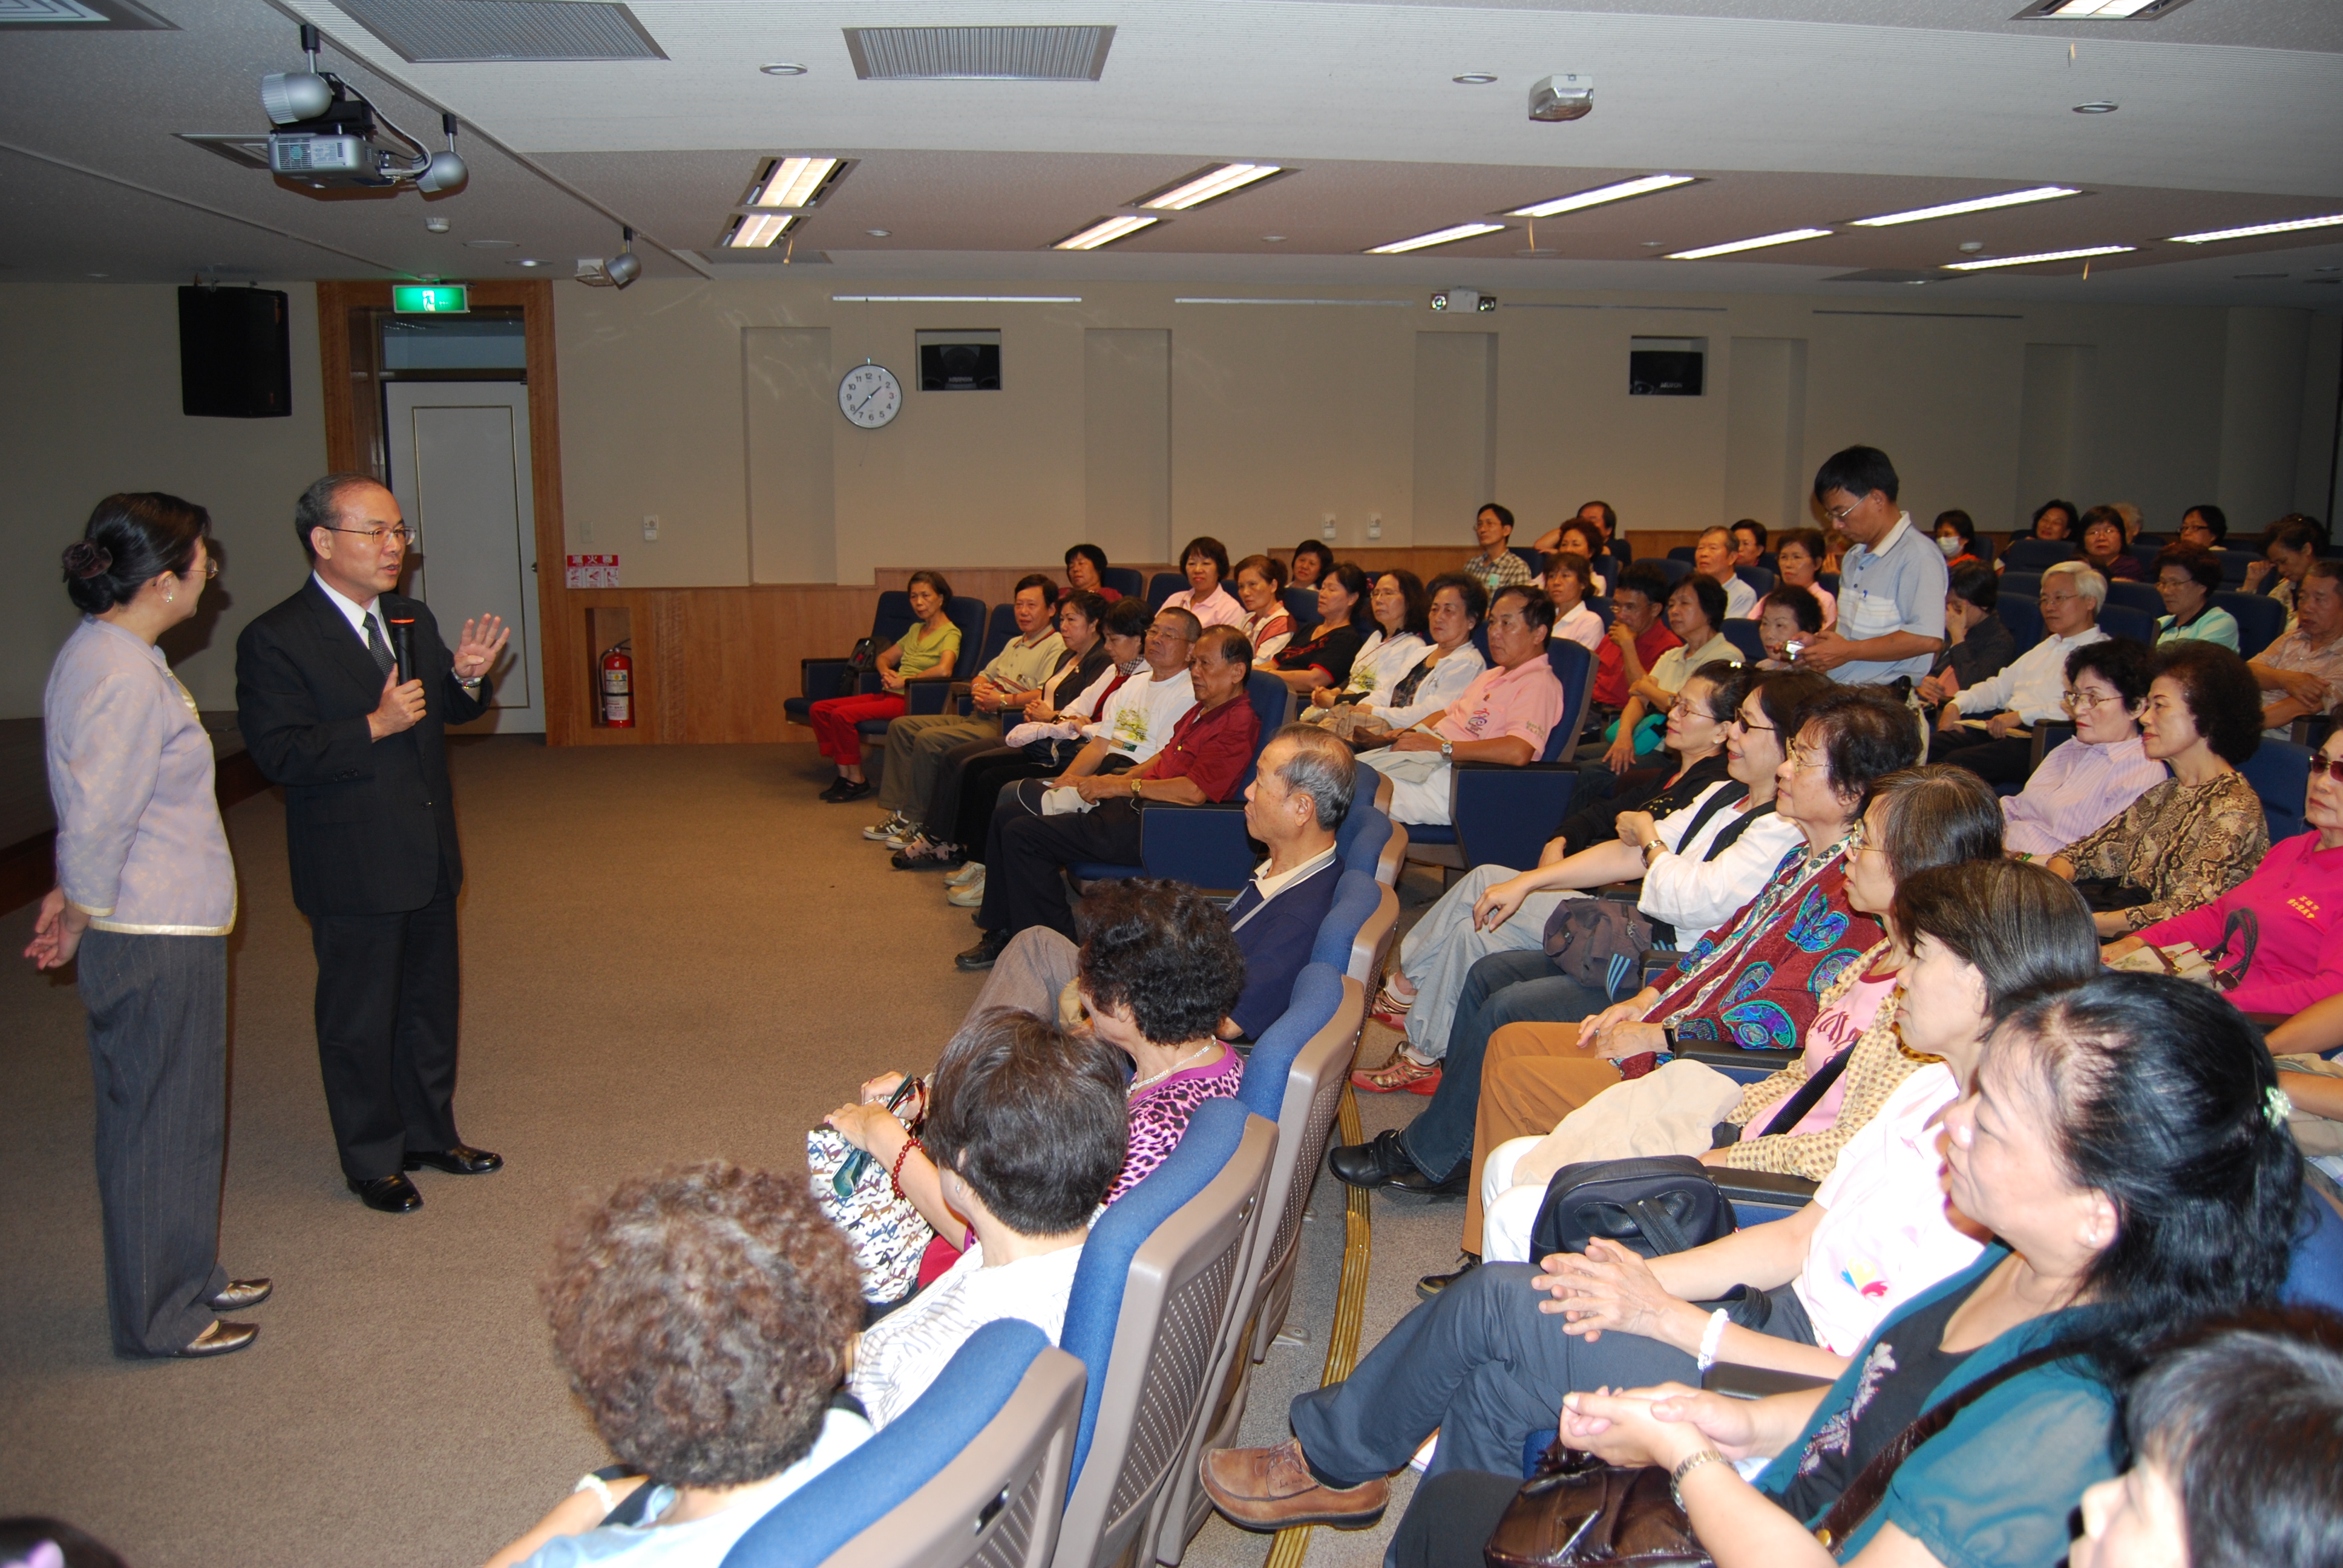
[1651,557,1693,589]
[1308,868,1384,980]
[1586,595,1614,630]
[1735,565,1774,596]
[1100,567,1146,601]
[2099,603,2158,645]
[1666,545,1695,564]
[1282,586,1323,633]
[1510,546,1547,578]
[2004,538,2076,572]
[1335,798,1390,877]
[977,603,1023,671]
[944,598,989,678]
[723,1321,1083,1568]
[1053,1100,1274,1568]
[1147,573,1184,611]
[2282,1191,2343,1315]
[2105,580,2162,617]
[2000,592,2045,656]
[1718,618,1765,664]
[2212,547,2256,586]
[2218,590,2286,659]
[1542,638,1597,763]
[1235,671,1297,793]
[1817,570,1840,595]
[2241,738,2311,843]
[871,590,920,649]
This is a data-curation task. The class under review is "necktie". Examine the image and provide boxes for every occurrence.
[365,615,395,676]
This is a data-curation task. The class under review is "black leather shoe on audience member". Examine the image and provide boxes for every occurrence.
[207,1278,273,1312]
[177,1320,259,1358]
[1417,1255,1480,1301]
[347,1174,424,1213]
[955,930,1010,972]
[1327,1129,1467,1197]
[405,1144,503,1176]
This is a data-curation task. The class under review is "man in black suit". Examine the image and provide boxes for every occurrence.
[236,474,510,1214]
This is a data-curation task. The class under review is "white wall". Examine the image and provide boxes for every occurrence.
[0,283,327,719]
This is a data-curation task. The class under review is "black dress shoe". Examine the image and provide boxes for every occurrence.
[818,778,856,801]
[1417,1256,1480,1301]
[826,779,874,803]
[347,1173,423,1213]
[208,1278,272,1312]
[405,1144,504,1176]
[1327,1129,1467,1197]
[177,1320,258,1357]
[955,930,1010,972]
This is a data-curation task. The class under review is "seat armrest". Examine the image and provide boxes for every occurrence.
[903,676,955,716]
[799,656,853,701]
[1672,1045,1798,1077]
[1706,1169,1819,1208]
[1703,1362,1832,1400]
[945,680,975,717]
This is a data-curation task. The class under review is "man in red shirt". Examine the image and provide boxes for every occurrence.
[958,624,1261,969]
[1586,563,1680,739]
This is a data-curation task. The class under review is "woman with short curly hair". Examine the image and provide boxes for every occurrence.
[488,1161,867,1566]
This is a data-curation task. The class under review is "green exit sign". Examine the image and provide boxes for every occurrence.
[392,284,470,314]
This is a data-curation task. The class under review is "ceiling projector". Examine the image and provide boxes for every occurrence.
[1528,74,1594,122]
[1431,289,1496,313]
[261,24,467,194]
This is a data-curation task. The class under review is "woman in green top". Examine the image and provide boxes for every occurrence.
[813,570,962,802]
[2152,547,2241,652]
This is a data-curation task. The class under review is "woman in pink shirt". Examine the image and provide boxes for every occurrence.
[2002,638,2166,858]
[1156,535,1246,630]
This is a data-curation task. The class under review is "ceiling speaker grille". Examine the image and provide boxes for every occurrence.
[0,0,172,28]
[334,0,666,63]
[844,25,1114,80]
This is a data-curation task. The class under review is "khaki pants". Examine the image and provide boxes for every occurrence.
[1461,1022,1627,1253]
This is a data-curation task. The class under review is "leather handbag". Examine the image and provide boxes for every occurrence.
[1542,896,1656,996]
[1527,1155,1734,1261]
[833,636,879,697]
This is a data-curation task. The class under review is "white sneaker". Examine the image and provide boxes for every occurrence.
[862,812,912,842]
[883,823,922,849]
[946,872,986,907]
[944,860,983,887]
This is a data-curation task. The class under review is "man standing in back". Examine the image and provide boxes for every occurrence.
[1789,445,1947,688]
[236,474,509,1215]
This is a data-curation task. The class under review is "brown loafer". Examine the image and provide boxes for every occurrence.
[1201,1438,1388,1532]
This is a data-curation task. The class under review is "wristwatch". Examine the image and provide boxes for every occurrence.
[1440,739,1454,760]
[1642,837,1666,865]
[1130,776,1143,797]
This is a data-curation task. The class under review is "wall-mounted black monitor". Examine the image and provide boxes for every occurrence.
[919,339,1001,391]
[1628,336,1706,397]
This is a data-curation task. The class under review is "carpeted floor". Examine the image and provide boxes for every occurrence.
[0,737,1467,1568]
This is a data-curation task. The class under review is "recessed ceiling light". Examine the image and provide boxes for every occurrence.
[511,258,543,267]
[1366,221,1506,255]
[2071,101,2120,114]
[724,212,795,249]
[87,272,108,278]
[1135,162,1285,212]
[1851,186,2082,227]
[1261,235,1286,243]
[465,239,517,249]
[759,62,806,75]
[2016,0,2187,17]
[1054,215,1159,250]
[750,156,842,209]
[2169,214,2343,244]
[1505,174,1696,219]
[865,227,891,237]
[425,216,450,233]
[1666,227,1833,260]
[1641,240,1666,247]
[1942,244,2135,270]
[1453,72,1497,84]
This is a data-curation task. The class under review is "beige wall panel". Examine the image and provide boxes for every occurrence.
[1722,336,1810,535]
[1412,330,1497,547]
[743,325,837,584]
[1802,313,2022,534]
[1083,328,1172,564]
[2218,306,2313,531]
[2072,306,2226,532]
[2295,312,2342,524]
[2016,342,2091,531]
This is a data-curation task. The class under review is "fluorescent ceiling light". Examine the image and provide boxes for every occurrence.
[724,212,794,249]
[831,295,1084,303]
[1054,215,1159,250]
[1366,221,1506,255]
[751,156,841,208]
[2168,214,2343,244]
[1506,174,1694,219]
[1666,227,1832,260]
[1139,163,1283,211]
[2032,1,2159,15]
[1851,186,2081,227]
[1941,244,2134,270]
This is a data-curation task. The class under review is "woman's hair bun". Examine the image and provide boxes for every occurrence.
[62,540,114,580]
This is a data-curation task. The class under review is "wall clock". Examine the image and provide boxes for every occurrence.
[838,362,903,428]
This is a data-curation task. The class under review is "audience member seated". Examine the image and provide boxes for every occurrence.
[1795,446,1947,687]
[2073,1312,2343,1568]
[1548,520,1610,596]
[1300,569,1427,719]
[1463,503,1534,596]
[1064,543,1121,602]
[966,730,1351,1043]
[488,1161,869,1566]
[1230,553,1293,662]
[2079,503,2148,581]
[1584,564,1681,749]
[1693,525,1760,620]
[1263,561,1369,693]
[2175,501,2228,552]
[1334,684,1915,1201]
[1305,573,1486,744]
[1286,538,1332,592]
[1529,499,1623,563]
[2001,638,2164,858]
[1360,667,1810,1094]
[1601,574,1736,774]
[846,1012,1126,1427]
[1753,586,1824,669]
[2245,515,2323,630]
[862,574,1065,849]
[1771,526,1835,625]
[1217,964,2298,1556]
[2027,497,2078,544]
[889,594,1138,878]
[2152,546,2240,651]
[1538,550,1604,654]
[1527,656,1735,869]
[1158,535,1246,629]
[1932,508,1980,569]
[958,624,1258,967]
[1930,560,2109,783]
[2047,642,2269,936]
[808,569,960,803]
[1462,773,2009,1274]
[1358,586,1564,828]
[1730,518,1768,573]
[2106,726,2343,1163]
[2250,558,2343,737]
[1915,560,2015,713]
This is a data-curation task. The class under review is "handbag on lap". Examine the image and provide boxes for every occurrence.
[1526,1154,1735,1262]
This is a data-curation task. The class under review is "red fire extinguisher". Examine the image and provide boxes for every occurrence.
[600,641,635,727]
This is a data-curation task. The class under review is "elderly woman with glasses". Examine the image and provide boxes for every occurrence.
[2000,638,2166,858]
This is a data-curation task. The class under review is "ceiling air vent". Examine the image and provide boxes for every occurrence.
[843,25,1113,80]
[0,0,172,29]
[334,0,666,64]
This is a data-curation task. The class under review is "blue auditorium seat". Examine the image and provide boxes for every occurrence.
[1735,565,1775,597]
[2218,590,2286,659]
[1069,671,1293,891]
[2099,604,2158,646]
[1405,638,1596,874]
[1281,584,1323,633]
[1147,573,1184,611]
[1307,868,1381,973]
[2004,538,2076,572]
[1651,557,1693,589]
[1666,545,1695,564]
[785,590,919,727]
[1719,619,1766,664]
[859,595,988,740]
[1099,566,1145,601]
[2105,580,2162,618]
[2242,739,2311,844]
[2282,1191,2343,1315]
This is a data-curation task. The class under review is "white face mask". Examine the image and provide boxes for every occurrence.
[1936,535,1963,558]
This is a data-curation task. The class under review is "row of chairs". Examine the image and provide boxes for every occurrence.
[1997,569,2287,661]
[722,795,1408,1568]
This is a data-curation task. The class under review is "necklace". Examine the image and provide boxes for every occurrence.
[1129,1041,1216,1097]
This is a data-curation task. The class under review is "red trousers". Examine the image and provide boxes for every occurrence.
[808,693,904,766]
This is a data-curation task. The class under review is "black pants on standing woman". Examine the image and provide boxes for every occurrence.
[77,929,231,1357]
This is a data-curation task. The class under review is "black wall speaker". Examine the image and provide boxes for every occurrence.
[179,286,292,418]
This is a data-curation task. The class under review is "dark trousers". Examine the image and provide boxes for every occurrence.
[953,745,1110,858]
[78,930,231,1357]
[926,738,1015,842]
[976,781,1146,941]
[1400,952,1617,1184]
[1290,1263,1814,1483]
[1926,725,2033,785]
[309,865,464,1181]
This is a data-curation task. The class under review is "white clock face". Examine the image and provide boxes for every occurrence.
[838,364,902,428]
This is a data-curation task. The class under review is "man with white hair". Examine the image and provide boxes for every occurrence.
[1928,560,2109,784]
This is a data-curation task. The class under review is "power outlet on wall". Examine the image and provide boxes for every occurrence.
[1321,512,1337,541]
[1367,512,1383,540]
[642,514,661,541]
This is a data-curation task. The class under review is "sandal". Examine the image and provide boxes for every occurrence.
[1350,1051,1443,1096]
[1368,980,1415,1032]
